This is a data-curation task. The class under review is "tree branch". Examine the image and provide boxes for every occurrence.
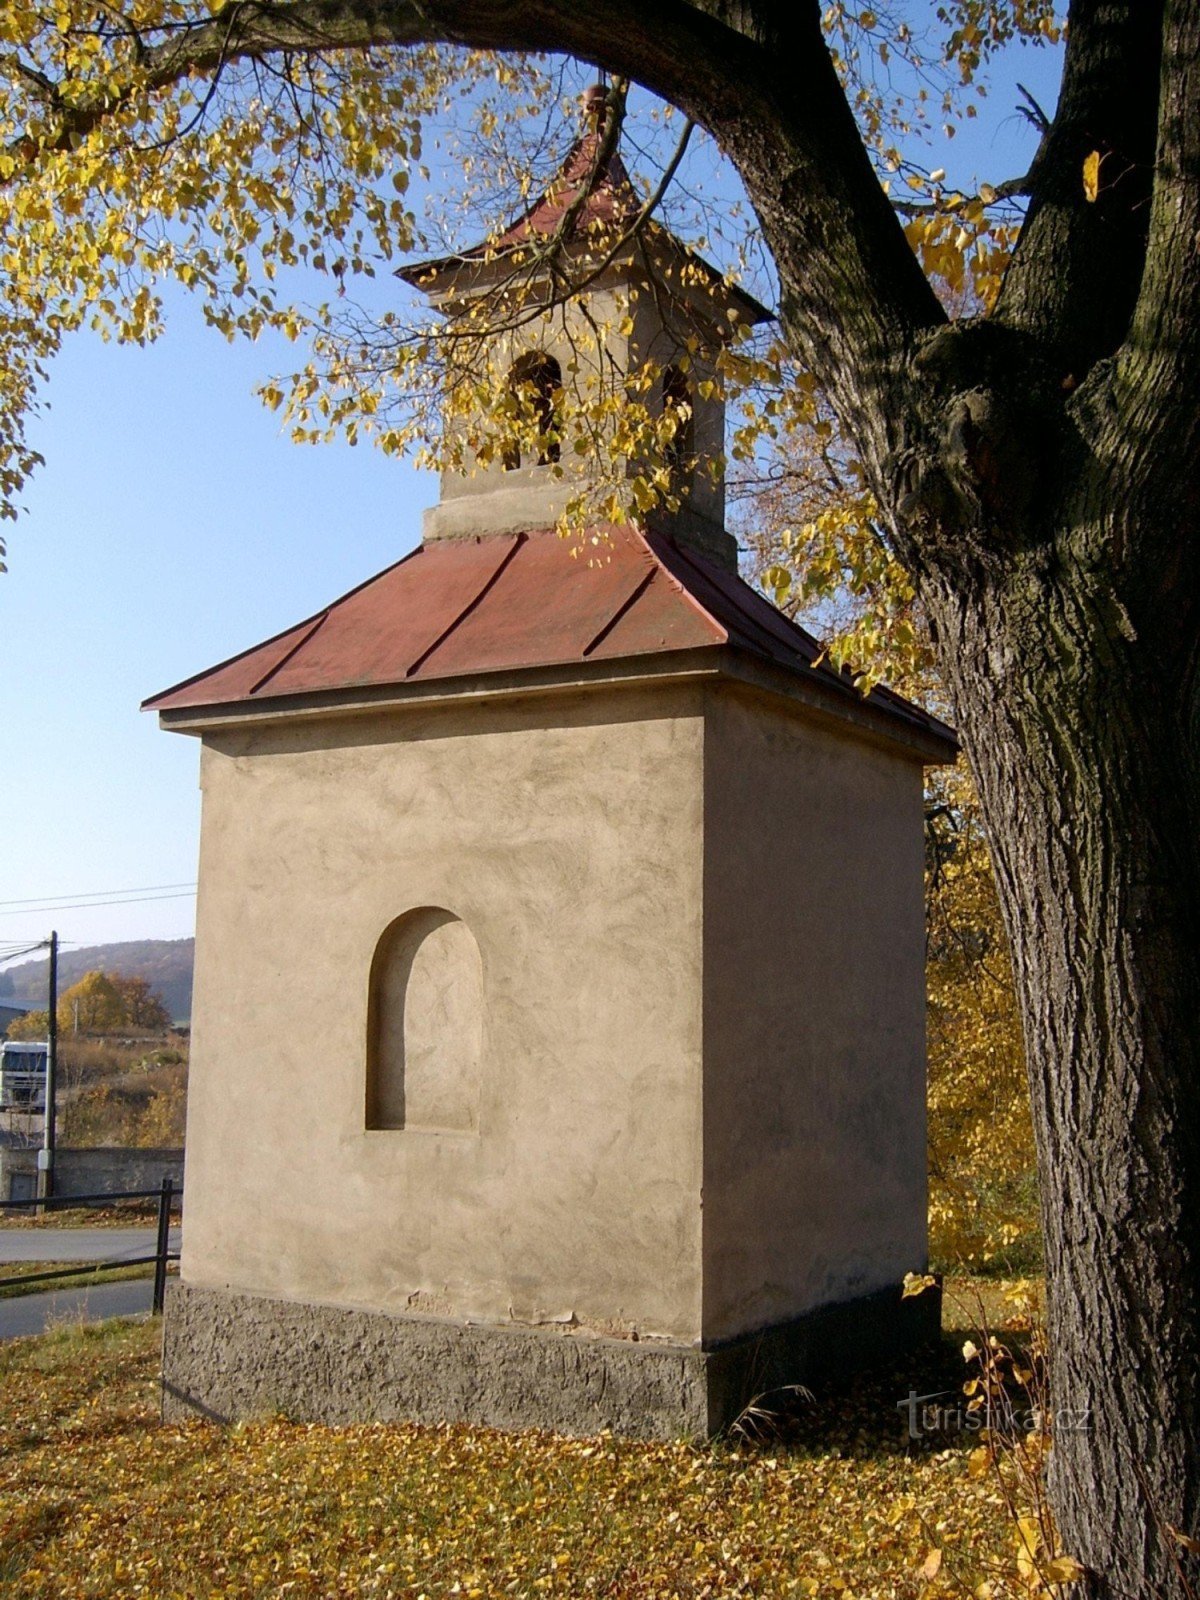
[992,0,1163,380]
[1123,0,1200,399]
[8,0,943,498]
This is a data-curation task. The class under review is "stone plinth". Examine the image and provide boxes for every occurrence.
[162,1278,941,1438]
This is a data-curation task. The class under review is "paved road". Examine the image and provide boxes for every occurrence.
[0,1277,156,1341]
[0,1227,180,1264]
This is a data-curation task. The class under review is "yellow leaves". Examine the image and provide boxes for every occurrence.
[919,1546,943,1581]
[967,1446,992,1480]
[0,1288,1063,1600]
[1042,1555,1085,1585]
[1015,1516,1084,1590]
[920,751,1037,1269]
[630,474,657,513]
[1082,151,1102,203]
[903,1272,938,1298]
[762,564,793,605]
[901,192,1018,309]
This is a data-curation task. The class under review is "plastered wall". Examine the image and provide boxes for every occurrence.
[182,687,707,1342]
[424,280,729,549]
[181,674,930,1352]
[700,686,929,1343]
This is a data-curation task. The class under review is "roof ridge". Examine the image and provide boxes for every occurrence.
[662,535,823,662]
[141,613,325,712]
[308,539,428,616]
[660,533,954,736]
[248,612,329,698]
[405,533,525,678]
[581,566,657,658]
[632,525,731,645]
[141,541,428,712]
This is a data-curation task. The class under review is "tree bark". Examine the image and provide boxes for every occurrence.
[925,534,1200,1596]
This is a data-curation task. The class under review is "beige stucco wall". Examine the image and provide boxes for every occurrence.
[431,285,628,531]
[424,275,728,547]
[699,686,930,1343]
[181,670,931,1353]
[182,687,707,1342]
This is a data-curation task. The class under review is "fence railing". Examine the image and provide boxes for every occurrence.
[0,1178,181,1314]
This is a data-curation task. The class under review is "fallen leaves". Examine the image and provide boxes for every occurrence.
[0,1298,1042,1599]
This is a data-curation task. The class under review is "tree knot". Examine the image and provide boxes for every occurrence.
[888,322,1059,564]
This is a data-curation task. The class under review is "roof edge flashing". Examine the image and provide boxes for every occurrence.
[154,643,957,765]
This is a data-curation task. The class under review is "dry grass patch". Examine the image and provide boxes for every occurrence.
[0,1200,166,1230]
[0,1262,158,1299]
[0,1281,1041,1599]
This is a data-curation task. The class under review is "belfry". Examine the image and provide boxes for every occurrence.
[148,89,955,1437]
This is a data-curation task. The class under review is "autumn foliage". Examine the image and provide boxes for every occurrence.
[8,968,172,1040]
[925,769,1039,1272]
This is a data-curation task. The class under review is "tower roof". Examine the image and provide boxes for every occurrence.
[398,90,773,328]
[144,523,956,762]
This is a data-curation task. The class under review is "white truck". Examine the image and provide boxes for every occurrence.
[0,1040,48,1112]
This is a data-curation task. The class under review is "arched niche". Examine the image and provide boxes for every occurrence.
[366,908,483,1132]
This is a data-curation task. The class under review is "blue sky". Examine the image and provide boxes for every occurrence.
[0,28,1064,963]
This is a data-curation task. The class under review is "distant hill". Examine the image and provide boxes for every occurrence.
[0,938,194,1024]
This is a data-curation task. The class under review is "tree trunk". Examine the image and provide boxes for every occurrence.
[924,544,1200,1596]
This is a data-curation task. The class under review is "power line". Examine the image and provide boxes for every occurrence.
[0,880,196,909]
[0,891,196,919]
[0,941,50,965]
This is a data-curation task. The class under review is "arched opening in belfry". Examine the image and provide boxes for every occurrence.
[502,351,563,470]
[662,363,694,487]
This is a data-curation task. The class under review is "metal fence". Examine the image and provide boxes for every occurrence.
[0,1177,181,1314]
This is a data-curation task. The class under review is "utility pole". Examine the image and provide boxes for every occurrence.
[36,931,58,1208]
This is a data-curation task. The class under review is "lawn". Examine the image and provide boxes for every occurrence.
[0,1282,1040,1599]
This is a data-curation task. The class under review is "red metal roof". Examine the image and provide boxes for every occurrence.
[143,525,955,754]
[489,124,640,252]
[397,109,773,326]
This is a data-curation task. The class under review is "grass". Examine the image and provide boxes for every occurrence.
[0,1261,157,1300]
[0,1279,1041,1599]
[0,1203,164,1230]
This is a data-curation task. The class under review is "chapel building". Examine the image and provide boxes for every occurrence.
[148,88,955,1437]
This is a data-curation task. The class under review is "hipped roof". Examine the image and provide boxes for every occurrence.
[144,524,956,761]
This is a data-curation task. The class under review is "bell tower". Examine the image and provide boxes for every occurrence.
[398,85,771,571]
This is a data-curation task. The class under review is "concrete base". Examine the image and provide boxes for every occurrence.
[161,1280,941,1439]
